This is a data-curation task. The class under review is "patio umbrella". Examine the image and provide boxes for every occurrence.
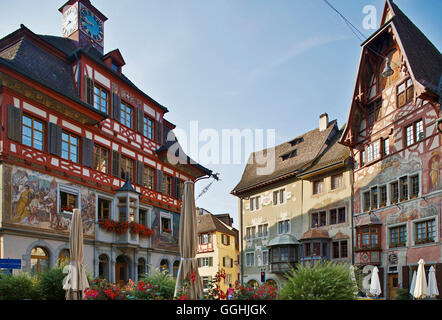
[63,209,89,300]
[369,266,382,297]
[409,270,417,297]
[174,181,204,300]
[428,266,439,298]
[413,259,429,299]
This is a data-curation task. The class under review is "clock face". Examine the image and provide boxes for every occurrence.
[62,5,78,38]
[80,8,104,43]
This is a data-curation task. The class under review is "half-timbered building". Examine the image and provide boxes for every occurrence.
[339,0,442,299]
[0,0,212,284]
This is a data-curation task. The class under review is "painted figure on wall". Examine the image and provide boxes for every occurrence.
[430,154,440,191]
[10,168,95,236]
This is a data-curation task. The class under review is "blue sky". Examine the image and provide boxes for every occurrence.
[1,0,441,229]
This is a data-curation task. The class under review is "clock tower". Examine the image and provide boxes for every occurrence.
[59,0,108,55]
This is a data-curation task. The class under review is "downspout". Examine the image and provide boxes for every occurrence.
[350,158,355,265]
[239,197,244,286]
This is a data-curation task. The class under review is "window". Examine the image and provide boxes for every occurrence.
[262,251,268,266]
[223,257,233,268]
[139,209,147,227]
[161,216,172,234]
[397,78,413,108]
[331,174,343,190]
[357,226,380,249]
[361,150,366,166]
[366,141,380,163]
[111,63,119,73]
[273,189,285,205]
[311,212,319,228]
[120,156,134,180]
[390,181,399,204]
[371,187,378,210]
[332,240,348,259]
[94,145,109,174]
[278,220,290,234]
[221,234,230,246]
[94,85,108,113]
[60,190,78,213]
[410,175,419,198]
[313,180,324,195]
[367,99,382,127]
[390,225,406,247]
[246,226,256,240]
[258,224,268,237]
[329,209,337,225]
[198,257,213,268]
[380,185,387,207]
[363,191,370,212]
[338,207,346,223]
[313,243,321,256]
[61,131,79,163]
[143,116,154,140]
[22,115,44,151]
[399,176,408,201]
[98,198,110,220]
[246,252,255,267]
[162,174,173,196]
[250,196,261,210]
[382,138,390,156]
[143,165,155,190]
[199,233,211,245]
[319,211,326,227]
[367,144,373,163]
[176,179,184,200]
[118,198,127,222]
[406,120,424,147]
[304,243,311,257]
[120,102,133,129]
[282,150,297,160]
[415,219,435,244]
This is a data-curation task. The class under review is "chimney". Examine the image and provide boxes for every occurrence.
[319,113,329,132]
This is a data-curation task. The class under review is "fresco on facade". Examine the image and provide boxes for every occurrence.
[10,168,95,236]
[429,153,440,191]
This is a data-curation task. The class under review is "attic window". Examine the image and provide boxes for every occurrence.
[289,137,303,146]
[282,150,297,161]
[111,63,119,73]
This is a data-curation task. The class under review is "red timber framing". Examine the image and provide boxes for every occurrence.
[0,85,190,213]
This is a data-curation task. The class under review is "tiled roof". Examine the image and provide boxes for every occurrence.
[231,120,339,194]
[300,228,330,240]
[196,213,238,238]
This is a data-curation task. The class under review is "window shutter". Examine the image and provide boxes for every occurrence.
[85,77,94,105]
[112,93,121,122]
[163,125,171,144]
[197,258,201,268]
[174,177,179,199]
[402,265,409,289]
[156,121,162,144]
[48,123,62,157]
[82,137,94,168]
[156,170,163,193]
[7,105,22,143]
[136,160,144,186]
[112,150,121,177]
[137,106,144,135]
[209,257,213,267]
[231,258,234,267]
[223,257,226,267]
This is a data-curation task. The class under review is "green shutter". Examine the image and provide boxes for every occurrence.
[136,160,144,185]
[112,93,121,121]
[82,137,94,168]
[48,123,62,157]
[112,150,121,177]
[86,77,94,105]
[156,170,163,193]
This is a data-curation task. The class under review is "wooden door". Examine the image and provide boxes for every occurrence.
[115,262,127,286]
[388,274,399,300]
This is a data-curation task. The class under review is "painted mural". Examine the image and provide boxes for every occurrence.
[9,167,95,236]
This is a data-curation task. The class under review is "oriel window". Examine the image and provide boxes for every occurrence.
[22,115,44,151]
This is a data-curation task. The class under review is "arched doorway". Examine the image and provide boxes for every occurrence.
[137,258,146,280]
[160,259,169,274]
[173,260,180,278]
[99,254,110,280]
[30,247,49,275]
[247,279,259,289]
[116,256,129,285]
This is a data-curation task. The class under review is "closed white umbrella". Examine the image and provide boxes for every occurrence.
[369,266,382,297]
[409,270,417,297]
[413,259,429,299]
[428,266,439,298]
[63,209,89,300]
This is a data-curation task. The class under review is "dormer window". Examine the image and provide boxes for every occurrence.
[289,137,303,146]
[111,63,119,73]
[282,150,297,161]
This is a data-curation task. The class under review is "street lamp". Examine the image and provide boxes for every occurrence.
[382,57,394,78]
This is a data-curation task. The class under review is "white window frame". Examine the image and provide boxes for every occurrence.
[277,219,290,235]
[246,252,255,267]
[95,192,115,221]
[58,184,81,214]
[160,211,173,235]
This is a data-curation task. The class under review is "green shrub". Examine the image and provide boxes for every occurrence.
[0,273,40,300]
[139,269,176,300]
[279,261,358,300]
[394,288,410,300]
[37,265,66,300]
